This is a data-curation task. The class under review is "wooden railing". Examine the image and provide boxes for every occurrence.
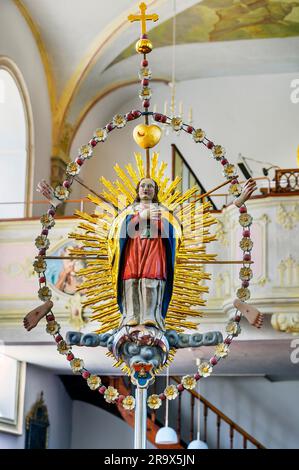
[274,168,299,193]
[172,377,265,449]
[111,376,265,449]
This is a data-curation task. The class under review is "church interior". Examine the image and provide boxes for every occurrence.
[1,0,299,450]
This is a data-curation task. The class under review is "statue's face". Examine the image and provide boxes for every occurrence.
[138,178,156,202]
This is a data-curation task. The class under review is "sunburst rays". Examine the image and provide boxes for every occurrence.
[69,153,217,367]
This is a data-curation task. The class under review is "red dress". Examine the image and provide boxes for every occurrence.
[122,214,167,280]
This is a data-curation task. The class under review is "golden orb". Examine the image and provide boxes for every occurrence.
[135,38,153,54]
[133,124,162,149]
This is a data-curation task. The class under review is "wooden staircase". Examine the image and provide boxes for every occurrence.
[111,377,265,449]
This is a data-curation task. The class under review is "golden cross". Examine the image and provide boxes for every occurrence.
[128,2,159,36]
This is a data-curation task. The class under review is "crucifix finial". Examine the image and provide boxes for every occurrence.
[128,2,159,37]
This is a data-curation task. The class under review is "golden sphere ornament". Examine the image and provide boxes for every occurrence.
[135,38,153,54]
[133,124,162,149]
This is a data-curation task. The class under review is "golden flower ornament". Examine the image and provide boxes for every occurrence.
[87,375,101,390]
[38,286,52,301]
[54,185,70,201]
[212,145,225,160]
[223,164,237,178]
[57,340,69,355]
[122,395,135,411]
[239,267,253,281]
[171,117,183,132]
[226,321,241,336]
[35,236,50,250]
[112,114,127,129]
[46,321,60,335]
[182,375,197,390]
[229,183,242,196]
[67,161,80,176]
[239,213,253,227]
[237,287,250,301]
[164,384,178,400]
[147,394,162,409]
[33,257,47,273]
[70,358,84,373]
[104,386,119,403]
[138,68,152,80]
[94,128,107,142]
[198,362,213,378]
[40,214,55,229]
[193,128,205,143]
[240,237,253,251]
[79,144,93,159]
[215,343,229,358]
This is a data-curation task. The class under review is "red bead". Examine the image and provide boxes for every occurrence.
[106,123,114,132]
[99,386,106,395]
[159,393,166,401]
[187,126,193,134]
[142,34,148,39]
[153,113,162,122]
[243,230,250,237]
[82,371,90,379]
[76,158,84,166]
[161,115,167,123]
[231,179,238,184]
[42,229,48,236]
[55,335,63,343]
[242,280,249,288]
[142,79,149,86]
[46,314,55,322]
[143,100,150,108]
[142,59,148,67]
[221,159,228,166]
[207,141,214,149]
[39,249,46,256]
[239,206,247,213]
[132,110,141,118]
[210,357,218,366]
[177,384,184,392]
[235,315,241,322]
[67,353,74,362]
[63,180,71,189]
[243,254,251,262]
[224,338,232,345]
[126,113,134,121]
[90,139,97,147]
[194,373,201,381]
[48,208,55,216]
[39,276,46,283]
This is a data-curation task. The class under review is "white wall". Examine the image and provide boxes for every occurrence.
[71,72,299,210]
[0,363,72,449]
[71,400,155,449]
[198,376,299,449]
[0,1,52,205]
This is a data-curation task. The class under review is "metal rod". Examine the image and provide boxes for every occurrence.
[39,256,253,264]
[134,387,147,449]
[39,256,107,260]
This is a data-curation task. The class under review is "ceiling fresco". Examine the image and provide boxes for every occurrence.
[111,0,299,66]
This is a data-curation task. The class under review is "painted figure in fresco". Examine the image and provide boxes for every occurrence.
[112,177,177,330]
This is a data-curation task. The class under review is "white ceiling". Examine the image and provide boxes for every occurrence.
[19,0,299,128]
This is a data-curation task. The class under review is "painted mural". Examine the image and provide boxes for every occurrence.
[112,0,299,65]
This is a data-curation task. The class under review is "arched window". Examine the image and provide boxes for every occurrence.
[0,58,33,218]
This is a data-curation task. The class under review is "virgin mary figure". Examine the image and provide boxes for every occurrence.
[108,177,180,331]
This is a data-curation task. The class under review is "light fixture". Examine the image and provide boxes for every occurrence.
[157,0,192,131]
[155,369,178,445]
[187,361,208,449]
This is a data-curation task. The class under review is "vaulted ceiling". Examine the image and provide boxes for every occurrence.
[14,0,299,154]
